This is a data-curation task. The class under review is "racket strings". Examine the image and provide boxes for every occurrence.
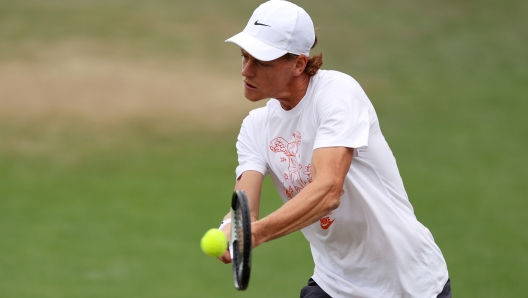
[236,207,245,257]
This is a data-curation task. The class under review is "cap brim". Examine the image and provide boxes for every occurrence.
[225,32,287,62]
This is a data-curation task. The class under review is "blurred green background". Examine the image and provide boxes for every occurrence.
[1,0,527,297]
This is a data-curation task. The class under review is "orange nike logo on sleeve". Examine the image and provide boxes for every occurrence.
[320,216,335,230]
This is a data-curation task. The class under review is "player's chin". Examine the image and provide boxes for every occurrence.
[243,90,266,102]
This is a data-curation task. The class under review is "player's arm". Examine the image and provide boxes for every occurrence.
[219,170,264,263]
[251,147,353,247]
[220,170,263,223]
[233,170,263,222]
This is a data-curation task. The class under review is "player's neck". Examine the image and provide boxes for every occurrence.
[277,73,311,111]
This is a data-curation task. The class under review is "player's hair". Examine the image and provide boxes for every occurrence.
[282,35,323,77]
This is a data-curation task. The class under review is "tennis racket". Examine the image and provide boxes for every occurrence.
[230,190,252,291]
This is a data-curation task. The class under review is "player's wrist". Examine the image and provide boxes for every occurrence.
[251,220,265,248]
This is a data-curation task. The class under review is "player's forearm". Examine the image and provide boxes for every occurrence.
[220,171,263,233]
[252,147,353,247]
[235,170,264,222]
[252,176,341,247]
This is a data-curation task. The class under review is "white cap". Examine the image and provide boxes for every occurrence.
[225,0,315,61]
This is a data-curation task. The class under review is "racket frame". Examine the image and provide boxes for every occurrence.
[230,190,252,291]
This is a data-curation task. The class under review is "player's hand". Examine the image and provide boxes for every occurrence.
[251,220,261,249]
[219,249,232,264]
[218,224,232,264]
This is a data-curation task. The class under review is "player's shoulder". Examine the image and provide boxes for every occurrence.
[313,69,360,87]
[310,70,365,104]
[242,100,274,125]
[247,101,272,118]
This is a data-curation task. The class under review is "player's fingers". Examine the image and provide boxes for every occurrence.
[220,224,231,240]
[218,225,232,263]
[218,250,232,264]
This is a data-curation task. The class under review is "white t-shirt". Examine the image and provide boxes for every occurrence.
[235,70,448,298]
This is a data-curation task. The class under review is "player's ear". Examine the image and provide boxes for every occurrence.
[292,54,308,76]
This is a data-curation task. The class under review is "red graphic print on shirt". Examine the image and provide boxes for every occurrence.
[270,131,345,207]
[303,164,313,183]
[270,131,311,199]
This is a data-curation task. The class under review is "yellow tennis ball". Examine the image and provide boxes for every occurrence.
[201,229,227,257]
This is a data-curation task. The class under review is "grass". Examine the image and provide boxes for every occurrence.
[1,0,527,297]
[0,127,312,297]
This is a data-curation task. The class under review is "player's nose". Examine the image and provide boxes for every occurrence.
[241,60,255,77]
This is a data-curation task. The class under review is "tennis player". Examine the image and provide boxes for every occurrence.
[218,1,451,297]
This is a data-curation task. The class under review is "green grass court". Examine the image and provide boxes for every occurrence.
[1,0,527,297]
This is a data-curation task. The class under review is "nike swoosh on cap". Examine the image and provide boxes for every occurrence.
[254,20,271,27]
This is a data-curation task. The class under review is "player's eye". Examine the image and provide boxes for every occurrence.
[257,60,270,66]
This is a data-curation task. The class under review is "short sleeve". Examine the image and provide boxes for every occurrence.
[235,115,268,179]
[313,77,370,151]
